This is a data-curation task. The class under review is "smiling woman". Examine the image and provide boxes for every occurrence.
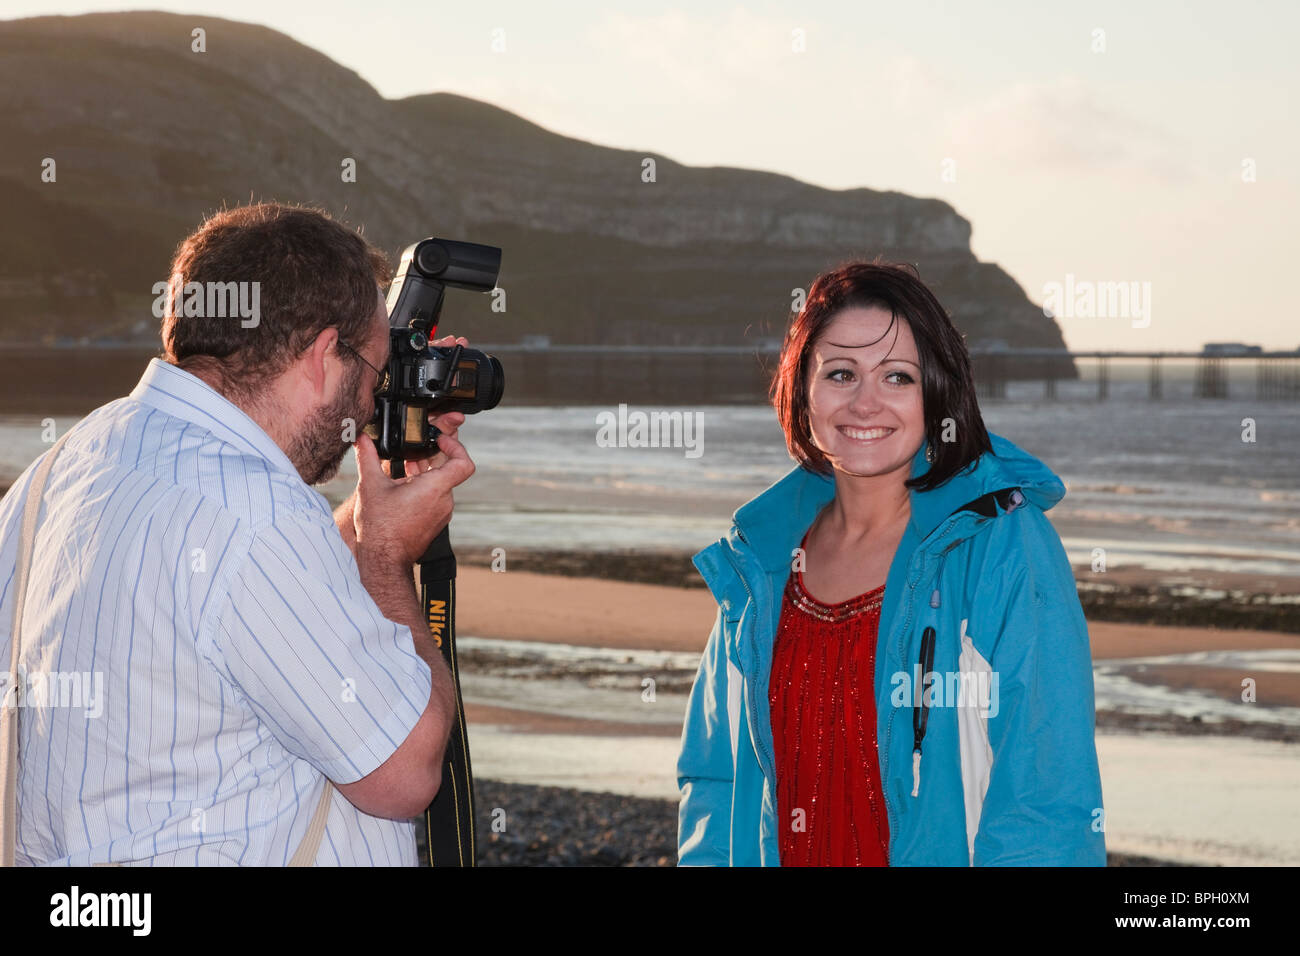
[772,259,992,492]
[805,306,925,484]
[678,258,1107,867]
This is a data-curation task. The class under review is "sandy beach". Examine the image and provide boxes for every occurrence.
[457,565,1300,667]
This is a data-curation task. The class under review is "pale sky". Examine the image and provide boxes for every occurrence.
[8,1,1299,350]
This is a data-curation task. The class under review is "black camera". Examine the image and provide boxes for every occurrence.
[367,238,505,459]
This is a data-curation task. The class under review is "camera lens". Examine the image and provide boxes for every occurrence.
[483,356,505,409]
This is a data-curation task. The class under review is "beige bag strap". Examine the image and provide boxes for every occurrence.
[1,429,334,867]
[288,779,334,867]
[2,430,74,867]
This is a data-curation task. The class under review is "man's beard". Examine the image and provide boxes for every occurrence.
[291,363,368,486]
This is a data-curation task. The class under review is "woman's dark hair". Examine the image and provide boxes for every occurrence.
[770,258,992,493]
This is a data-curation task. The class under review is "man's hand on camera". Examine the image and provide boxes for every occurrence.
[351,427,475,574]
[382,408,465,479]
[333,334,476,564]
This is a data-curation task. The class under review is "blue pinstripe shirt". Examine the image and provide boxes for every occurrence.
[0,358,432,865]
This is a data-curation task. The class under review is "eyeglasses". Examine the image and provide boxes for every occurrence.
[336,337,386,390]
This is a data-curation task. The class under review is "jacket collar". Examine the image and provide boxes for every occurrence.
[704,430,1066,582]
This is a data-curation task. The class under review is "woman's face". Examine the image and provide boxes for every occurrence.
[805,305,925,480]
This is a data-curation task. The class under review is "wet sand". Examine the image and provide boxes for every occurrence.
[464,702,677,737]
[453,565,1300,761]
[456,566,1300,673]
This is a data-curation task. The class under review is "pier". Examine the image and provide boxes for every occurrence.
[480,345,1300,404]
[965,349,1300,401]
[1,344,1296,410]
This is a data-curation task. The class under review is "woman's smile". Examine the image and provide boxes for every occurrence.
[837,425,896,443]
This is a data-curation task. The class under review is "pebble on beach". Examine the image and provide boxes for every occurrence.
[413,779,1180,867]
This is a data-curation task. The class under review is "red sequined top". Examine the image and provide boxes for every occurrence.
[768,544,890,867]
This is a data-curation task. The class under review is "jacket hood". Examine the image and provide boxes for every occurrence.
[704,430,1067,579]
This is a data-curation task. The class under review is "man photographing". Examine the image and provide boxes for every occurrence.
[0,202,474,865]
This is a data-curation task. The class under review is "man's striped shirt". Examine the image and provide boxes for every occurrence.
[0,358,432,865]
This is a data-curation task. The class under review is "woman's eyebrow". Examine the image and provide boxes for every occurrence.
[817,352,920,368]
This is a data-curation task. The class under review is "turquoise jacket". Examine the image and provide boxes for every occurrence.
[677,431,1106,866]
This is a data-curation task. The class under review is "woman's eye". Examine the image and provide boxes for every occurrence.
[827,368,853,382]
[887,371,914,385]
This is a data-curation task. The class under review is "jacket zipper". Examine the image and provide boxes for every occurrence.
[880,570,919,863]
[719,530,779,790]
[879,523,965,863]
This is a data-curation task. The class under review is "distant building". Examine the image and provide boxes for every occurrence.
[1201,342,1263,356]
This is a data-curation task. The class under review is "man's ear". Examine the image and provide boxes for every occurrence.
[301,326,341,401]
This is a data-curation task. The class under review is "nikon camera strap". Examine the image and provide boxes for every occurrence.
[417,525,476,866]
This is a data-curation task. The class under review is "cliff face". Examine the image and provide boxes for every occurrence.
[0,11,1067,356]
[391,92,975,253]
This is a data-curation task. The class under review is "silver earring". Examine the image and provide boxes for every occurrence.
[925,442,935,464]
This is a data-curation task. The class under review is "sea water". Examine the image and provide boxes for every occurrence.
[3,393,1299,579]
